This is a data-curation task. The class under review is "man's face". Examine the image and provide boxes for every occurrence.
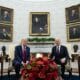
[55,39,60,46]
[21,39,27,46]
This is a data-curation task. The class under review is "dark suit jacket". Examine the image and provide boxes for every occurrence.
[50,45,69,65]
[13,45,30,65]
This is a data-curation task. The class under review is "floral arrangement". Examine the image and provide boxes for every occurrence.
[20,57,59,80]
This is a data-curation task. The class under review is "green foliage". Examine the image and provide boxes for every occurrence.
[27,37,55,42]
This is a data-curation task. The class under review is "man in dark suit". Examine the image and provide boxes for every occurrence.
[13,38,30,79]
[50,38,69,78]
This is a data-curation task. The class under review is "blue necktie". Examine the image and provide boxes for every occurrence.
[56,46,59,54]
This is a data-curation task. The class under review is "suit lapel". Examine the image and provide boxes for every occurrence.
[19,46,23,57]
[60,46,62,54]
[54,46,56,52]
[25,46,27,54]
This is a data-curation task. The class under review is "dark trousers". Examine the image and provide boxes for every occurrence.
[61,65,65,78]
[13,64,21,80]
[55,60,66,78]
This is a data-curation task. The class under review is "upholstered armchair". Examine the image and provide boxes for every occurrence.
[63,43,72,78]
[7,44,17,78]
[64,43,80,77]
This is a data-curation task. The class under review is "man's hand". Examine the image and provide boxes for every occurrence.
[26,61,29,64]
[21,61,29,66]
[21,61,25,66]
[60,58,66,64]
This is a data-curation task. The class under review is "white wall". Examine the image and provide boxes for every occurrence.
[0,0,80,52]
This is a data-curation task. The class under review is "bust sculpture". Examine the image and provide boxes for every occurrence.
[72,44,79,62]
[73,44,78,52]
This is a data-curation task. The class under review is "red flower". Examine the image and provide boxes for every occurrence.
[36,61,44,65]
[21,58,58,80]
[38,72,46,79]
[32,66,39,72]
[21,68,27,77]
[47,73,54,80]
[29,73,34,78]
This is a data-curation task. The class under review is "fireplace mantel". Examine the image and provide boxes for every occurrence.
[27,42,54,53]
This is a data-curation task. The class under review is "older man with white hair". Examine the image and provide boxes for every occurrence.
[50,38,69,78]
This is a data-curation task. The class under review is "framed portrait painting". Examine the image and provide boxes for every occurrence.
[66,4,80,24]
[67,24,80,42]
[0,6,13,24]
[29,12,50,36]
[0,24,13,42]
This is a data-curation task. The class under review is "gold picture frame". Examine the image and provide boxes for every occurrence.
[66,4,80,24]
[0,6,13,24]
[67,23,80,42]
[29,12,50,36]
[0,24,13,42]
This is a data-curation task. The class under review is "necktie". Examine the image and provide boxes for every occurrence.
[56,46,59,54]
[22,46,26,63]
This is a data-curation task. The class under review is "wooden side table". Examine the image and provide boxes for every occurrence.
[0,56,3,78]
[0,55,10,78]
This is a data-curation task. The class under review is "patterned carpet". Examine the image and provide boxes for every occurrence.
[64,75,80,80]
[0,75,80,80]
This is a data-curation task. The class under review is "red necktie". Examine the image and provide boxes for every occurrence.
[22,46,26,63]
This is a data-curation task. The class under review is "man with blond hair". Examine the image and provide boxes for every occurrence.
[13,38,30,79]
